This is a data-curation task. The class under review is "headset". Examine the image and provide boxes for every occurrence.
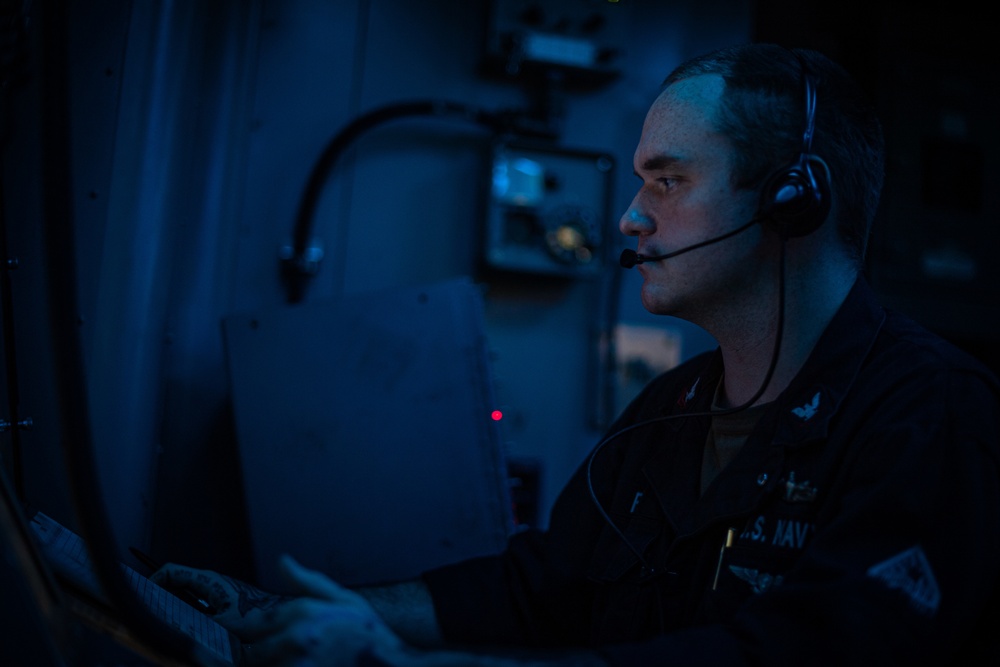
[619,50,831,270]
[756,54,831,239]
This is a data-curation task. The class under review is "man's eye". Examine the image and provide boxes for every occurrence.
[657,177,678,190]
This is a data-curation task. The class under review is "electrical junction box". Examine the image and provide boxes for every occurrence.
[484,141,614,278]
[481,0,628,88]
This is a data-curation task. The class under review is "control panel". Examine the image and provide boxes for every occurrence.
[483,141,614,278]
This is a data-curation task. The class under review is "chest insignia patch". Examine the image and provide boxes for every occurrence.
[791,392,821,420]
[678,377,700,408]
[867,545,941,616]
[729,565,784,594]
[783,471,818,503]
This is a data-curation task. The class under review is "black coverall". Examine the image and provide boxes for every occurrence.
[422,278,1000,665]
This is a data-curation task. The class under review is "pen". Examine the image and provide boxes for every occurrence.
[129,546,217,614]
[712,528,736,590]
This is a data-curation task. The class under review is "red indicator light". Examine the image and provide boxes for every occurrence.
[491,410,503,421]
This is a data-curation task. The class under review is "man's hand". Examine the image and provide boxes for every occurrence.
[150,562,289,639]
[154,557,608,667]
[238,554,408,666]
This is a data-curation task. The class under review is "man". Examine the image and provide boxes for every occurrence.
[154,43,1000,666]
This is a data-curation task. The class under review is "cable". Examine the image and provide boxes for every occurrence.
[585,239,788,570]
[280,100,556,303]
[283,102,486,302]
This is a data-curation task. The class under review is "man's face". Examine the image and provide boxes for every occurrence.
[620,74,767,323]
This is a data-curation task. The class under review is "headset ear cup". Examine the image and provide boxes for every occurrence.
[758,157,831,238]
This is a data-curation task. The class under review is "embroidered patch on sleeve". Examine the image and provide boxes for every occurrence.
[866,545,941,616]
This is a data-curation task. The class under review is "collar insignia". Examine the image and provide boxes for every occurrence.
[791,391,821,420]
[677,377,700,408]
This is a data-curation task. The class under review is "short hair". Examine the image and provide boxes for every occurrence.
[663,43,885,264]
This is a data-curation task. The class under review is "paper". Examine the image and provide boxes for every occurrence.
[28,511,235,665]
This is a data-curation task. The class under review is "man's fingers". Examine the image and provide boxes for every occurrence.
[277,554,358,603]
[241,601,387,667]
[241,624,312,667]
[151,564,238,618]
[149,562,194,587]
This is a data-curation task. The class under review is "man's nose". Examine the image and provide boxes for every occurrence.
[619,206,653,236]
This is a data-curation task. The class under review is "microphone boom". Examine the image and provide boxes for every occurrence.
[619,217,760,269]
